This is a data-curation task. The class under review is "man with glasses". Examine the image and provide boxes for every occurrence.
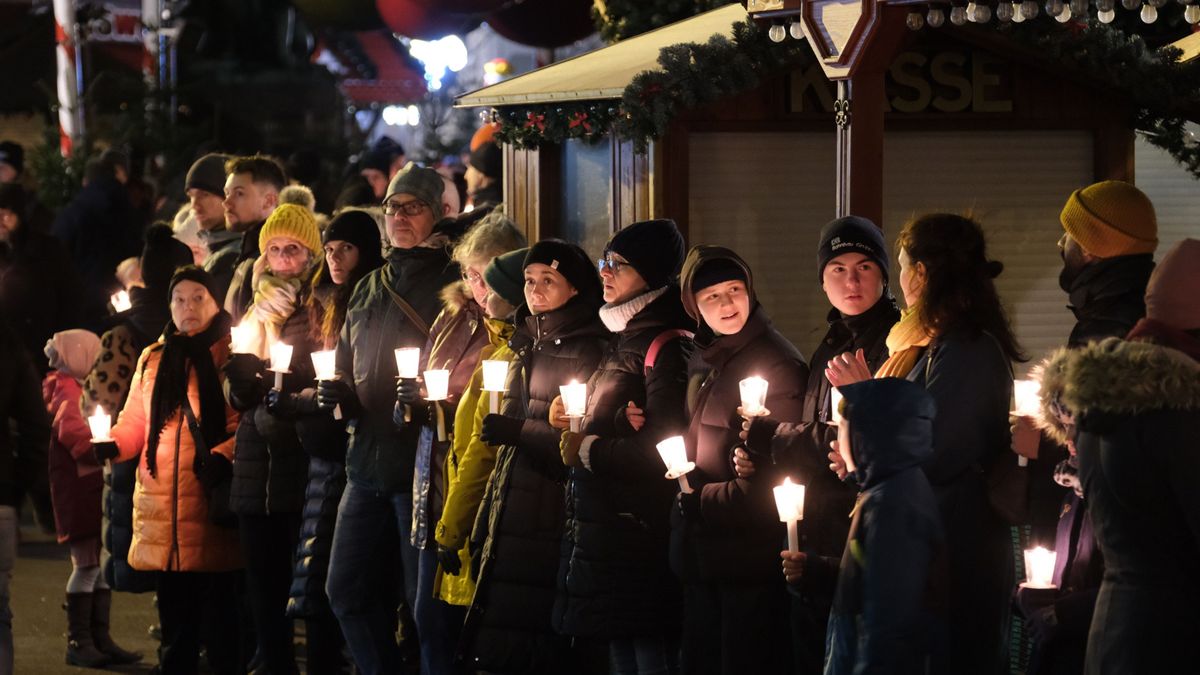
[317,162,460,675]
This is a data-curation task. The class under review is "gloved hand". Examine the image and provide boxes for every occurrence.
[222,353,264,388]
[742,417,779,460]
[480,414,523,446]
[1014,585,1057,619]
[438,545,462,576]
[1026,605,1059,645]
[396,377,423,406]
[317,379,360,417]
[266,389,319,418]
[677,490,701,521]
[92,441,119,464]
[560,431,584,468]
[197,454,233,492]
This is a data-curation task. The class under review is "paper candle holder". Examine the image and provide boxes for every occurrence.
[739,376,769,417]
[774,477,806,553]
[394,348,421,379]
[560,380,587,417]
[656,436,695,493]
[481,360,509,392]
[87,405,113,443]
[1013,379,1042,418]
[230,324,253,354]
[110,290,131,313]
[424,369,450,401]
[829,387,844,425]
[1022,546,1057,589]
[310,350,337,381]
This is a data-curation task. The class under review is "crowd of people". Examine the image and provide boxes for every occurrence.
[0,130,1196,675]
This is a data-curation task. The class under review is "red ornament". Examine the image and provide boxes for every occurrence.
[377,0,481,39]
[485,0,595,49]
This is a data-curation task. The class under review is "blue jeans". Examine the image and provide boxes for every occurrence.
[611,635,680,675]
[0,506,16,675]
[414,544,466,675]
[326,480,419,675]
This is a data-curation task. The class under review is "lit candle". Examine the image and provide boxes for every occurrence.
[394,347,422,422]
[481,359,508,414]
[656,436,695,494]
[829,387,843,426]
[110,290,131,313]
[87,405,113,443]
[773,477,806,552]
[1012,379,1041,466]
[1023,546,1057,589]
[310,350,340,419]
[739,376,769,417]
[560,380,587,432]
[269,342,293,390]
[425,369,451,442]
[229,324,252,354]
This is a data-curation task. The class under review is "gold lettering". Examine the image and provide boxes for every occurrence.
[972,51,1013,113]
[889,52,931,113]
[930,52,971,113]
[791,66,836,113]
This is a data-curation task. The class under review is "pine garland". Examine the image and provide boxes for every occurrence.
[592,0,728,43]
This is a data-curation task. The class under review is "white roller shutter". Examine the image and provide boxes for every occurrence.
[1135,134,1200,259]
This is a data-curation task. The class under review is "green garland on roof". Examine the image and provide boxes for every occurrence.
[592,0,729,43]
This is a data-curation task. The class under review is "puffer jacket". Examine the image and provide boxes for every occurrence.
[434,316,515,606]
[336,243,460,493]
[1038,337,1200,675]
[461,296,607,674]
[109,335,243,572]
[553,289,692,639]
[45,372,104,543]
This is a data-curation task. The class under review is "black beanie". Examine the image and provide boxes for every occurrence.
[468,143,502,180]
[142,223,194,290]
[816,216,888,282]
[691,258,748,294]
[185,153,229,197]
[0,183,26,216]
[167,265,223,307]
[325,209,384,272]
[485,247,528,308]
[524,239,602,306]
[605,218,685,291]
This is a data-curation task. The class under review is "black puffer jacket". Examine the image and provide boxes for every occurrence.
[1064,255,1154,348]
[671,304,809,583]
[553,289,692,639]
[462,296,607,674]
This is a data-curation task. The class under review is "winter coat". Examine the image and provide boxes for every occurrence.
[462,297,607,674]
[223,221,264,323]
[109,336,243,572]
[200,229,244,305]
[1064,255,1154,348]
[553,289,692,639]
[0,225,84,373]
[1038,338,1200,675]
[433,317,515,606]
[44,372,104,543]
[412,282,489,550]
[824,379,946,675]
[336,243,459,493]
[671,304,809,583]
[0,323,50,509]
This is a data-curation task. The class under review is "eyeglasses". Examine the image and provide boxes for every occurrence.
[597,256,629,274]
[462,270,484,285]
[382,199,428,217]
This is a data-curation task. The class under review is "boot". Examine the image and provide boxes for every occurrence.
[91,589,144,664]
[65,593,111,668]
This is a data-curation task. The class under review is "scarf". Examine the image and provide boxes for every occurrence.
[598,287,666,333]
[874,304,934,378]
[243,255,308,359]
[1053,454,1083,498]
[147,311,232,479]
[1126,318,1200,362]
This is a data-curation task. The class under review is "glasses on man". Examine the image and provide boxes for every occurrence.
[382,199,429,217]
[597,256,629,274]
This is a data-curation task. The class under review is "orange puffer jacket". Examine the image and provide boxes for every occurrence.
[111,338,242,572]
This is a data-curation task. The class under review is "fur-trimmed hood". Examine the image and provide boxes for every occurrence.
[1035,337,1200,444]
[439,280,475,315]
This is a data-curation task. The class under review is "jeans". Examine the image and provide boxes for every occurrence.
[414,544,466,675]
[611,636,680,675]
[238,512,301,675]
[326,480,418,675]
[157,571,242,675]
[0,506,17,675]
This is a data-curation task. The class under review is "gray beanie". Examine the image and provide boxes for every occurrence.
[186,153,230,197]
[384,162,444,213]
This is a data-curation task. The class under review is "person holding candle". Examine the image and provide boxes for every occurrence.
[822,377,947,675]
[462,239,607,673]
[825,213,1022,675]
[392,210,525,675]
[432,247,527,607]
[44,329,143,666]
[673,245,808,675]
[1033,239,1200,675]
[90,266,244,675]
[549,219,692,674]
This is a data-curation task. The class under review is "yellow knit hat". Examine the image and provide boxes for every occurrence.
[1060,180,1158,258]
[259,203,322,256]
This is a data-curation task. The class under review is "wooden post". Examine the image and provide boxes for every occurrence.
[834,71,884,225]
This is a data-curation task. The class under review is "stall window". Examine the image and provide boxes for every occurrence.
[560,138,614,260]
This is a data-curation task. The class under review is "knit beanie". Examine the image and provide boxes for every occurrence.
[384,162,444,213]
[0,183,25,215]
[817,215,888,282]
[259,203,322,256]
[185,153,229,197]
[0,141,23,175]
[691,258,748,294]
[325,209,385,271]
[605,218,685,290]
[167,265,223,309]
[141,223,194,290]
[44,329,101,381]
[1145,238,1200,331]
[1060,181,1158,258]
[485,246,529,307]
[470,123,498,151]
[468,143,502,180]
[680,245,756,323]
[524,239,602,305]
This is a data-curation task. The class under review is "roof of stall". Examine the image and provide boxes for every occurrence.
[455,2,748,107]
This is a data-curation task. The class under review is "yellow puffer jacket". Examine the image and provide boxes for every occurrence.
[433,317,514,605]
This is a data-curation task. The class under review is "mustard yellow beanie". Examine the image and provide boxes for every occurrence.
[259,203,322,256]
[1060,180,1158,258]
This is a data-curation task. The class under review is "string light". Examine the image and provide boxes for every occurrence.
[788,19,804,39]
[950,4,969,23]
[928,6,947,26]
[907,10,926,28]
[1187,3,1200,22]
[1046,0,1065,13]
[768,22,786,42]
[1021,0,1040,16]
[1141,2,1158,20]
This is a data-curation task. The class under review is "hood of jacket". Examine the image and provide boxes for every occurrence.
[841,377,936,490]
[679,245,755,325]
[439,280,476,315]
[1036,336,1200,444]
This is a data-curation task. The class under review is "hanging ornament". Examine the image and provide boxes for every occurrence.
[1140,2,1158,19]
[928,6,947,25]
[768,22,786,42]
[997,1,1014,20]
[1021,0,1040,16]
[1046,0,1065,13]
[1099,6,1116,18]
[1187,3,1200,21]
[906,10,926,28]
[951,4,969,23]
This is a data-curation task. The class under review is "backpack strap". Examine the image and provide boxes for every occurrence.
[644,329,694,376]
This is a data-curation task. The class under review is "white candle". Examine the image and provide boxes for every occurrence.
[773,477,806,552]
[560,380,587,433]
[394,347,421,379]
[656,436,695,494]
[110,290,131,313]
[87,405,113,442]
[829,387,843,425]
[270,342,293,390]
[739,376,769,417]
[229,324,252,354]
[1023,546,1057,589]
[481,360,508,392]
[1013,379,1042,418]
[424,369,450,401]
[310,350,337,381]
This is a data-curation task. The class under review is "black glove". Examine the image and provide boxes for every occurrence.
[480,414,524,446]
[92,441,119,463]
[223,353,264,387]
[744,417,780,460]
[438,545,462,576]
[197,453,233,492]
[317,379,360,417]
[266,389,319,418]
[396,378,423,406]
[1014,585,1056,619]
[1026,605,1060,645]
[677,490,701,521]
